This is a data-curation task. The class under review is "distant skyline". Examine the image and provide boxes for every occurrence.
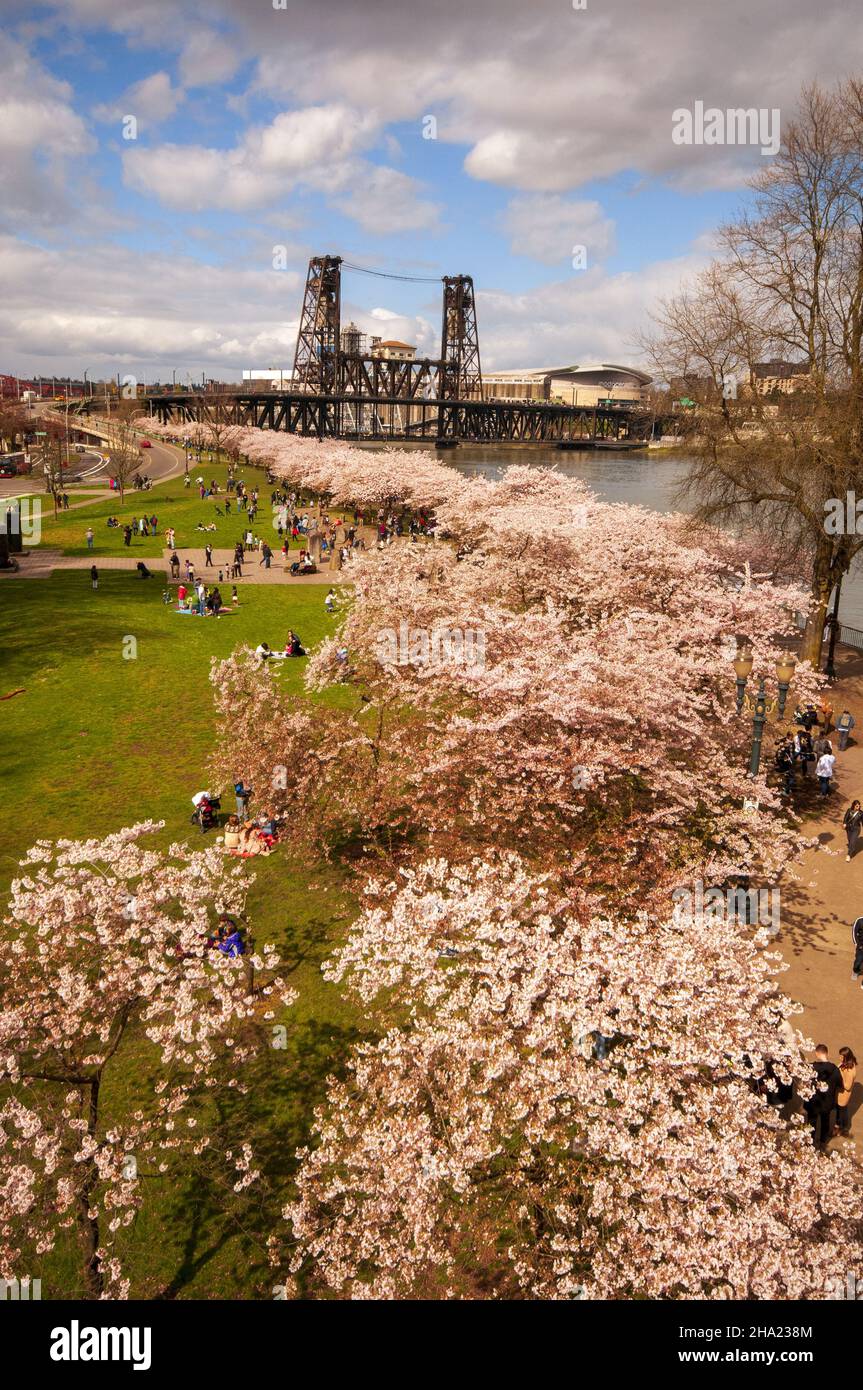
[2,0,863,380]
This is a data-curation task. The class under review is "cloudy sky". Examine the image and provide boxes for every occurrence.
[1,0,861,381]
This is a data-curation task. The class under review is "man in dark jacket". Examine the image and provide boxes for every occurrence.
[805,1045,842,1148]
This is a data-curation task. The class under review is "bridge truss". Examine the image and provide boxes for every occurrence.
[143,390,651,445]
[141,254,652,446]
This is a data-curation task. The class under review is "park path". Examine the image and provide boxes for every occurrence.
[0,548,348,584]
[774,646,863,1056]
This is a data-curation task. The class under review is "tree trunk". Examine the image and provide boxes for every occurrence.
[800,538,835,668]
[77,1076,105,1299]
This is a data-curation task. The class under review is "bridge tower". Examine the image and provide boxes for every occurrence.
[292,255,342,393]
[439,275,483,400]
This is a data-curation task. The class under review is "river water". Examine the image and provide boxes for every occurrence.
[437,444,863,630]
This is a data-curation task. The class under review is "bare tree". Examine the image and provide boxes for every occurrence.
[645,80,863,666]
[103,402,143,501]
[36,421,67,517]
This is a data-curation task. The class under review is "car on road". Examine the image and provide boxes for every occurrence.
[0,464,18,477]
[140,439,152,448]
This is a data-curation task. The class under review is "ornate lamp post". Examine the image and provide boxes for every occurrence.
[749,679,769,776]
[733,645,754,712]
[733,649,797,777]
[775,651,796,720]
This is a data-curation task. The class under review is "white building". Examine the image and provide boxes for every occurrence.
[483,363,652,406]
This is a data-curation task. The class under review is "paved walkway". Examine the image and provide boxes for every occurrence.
[0,547,352,584]
[776,648,863,1045]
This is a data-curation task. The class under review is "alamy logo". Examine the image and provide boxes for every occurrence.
[376,621,486,670]
[3,497,41,544]
[824,493,863,535]
[1,1276,41,1299]
[49,1321,152,1371]
[826,1271,863,1300]
[672,101,780,156]
[672,879,780,934]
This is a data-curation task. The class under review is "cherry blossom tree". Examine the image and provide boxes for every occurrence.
[283,855,863,1300]
[0,824,295,1299]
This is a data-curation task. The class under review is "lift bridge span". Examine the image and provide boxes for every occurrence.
[141,255,653,448]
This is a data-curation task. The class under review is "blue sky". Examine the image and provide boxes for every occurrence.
[1,0,861,379]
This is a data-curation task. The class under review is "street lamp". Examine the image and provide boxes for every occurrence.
[775,651,796,719]
[733,648,797,776]
[733,645,754,712]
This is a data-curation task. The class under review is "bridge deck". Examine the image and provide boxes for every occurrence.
[139,391,653,446]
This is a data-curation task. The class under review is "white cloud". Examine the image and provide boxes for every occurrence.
[122,104,440,232]
[0,233,304,377]
[123,104,378,210]
[333,166,441,234]
[93,70,183,128]
[179,29,241,88]
[0,32,94,227]
[503,196,615,266]
[476,248,711,371]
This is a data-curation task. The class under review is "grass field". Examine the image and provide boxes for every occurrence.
[0,558,368,1298]
[29,455,306,559]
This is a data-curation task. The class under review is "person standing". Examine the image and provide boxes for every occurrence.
[806,1045,842,1149]
[852,916,863,983]
[205,543,213,568]
[234,778,252,824]
[816,746,836,796]
[196,580,206,616]
[90,565,98,591]
[123,524,132,547]
[844,801,863,860]
[170,551,180,579]
[85,526,94,550]
[776,736,795,796]
[837,709,856,751]
[813,730,832,762]
[835,1048,857,1136]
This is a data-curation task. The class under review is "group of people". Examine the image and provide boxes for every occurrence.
[805,1044,857,1148]
[775,701,855,798]
[255,631,306,659]
[119,515,159,544]
[222,779,279,856]
[175,579,235,616]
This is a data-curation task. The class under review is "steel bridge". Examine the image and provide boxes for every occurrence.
[143,388,649,445]
[140,254,653,447]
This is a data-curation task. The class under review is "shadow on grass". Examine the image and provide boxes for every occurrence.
[154,1016,371,1300]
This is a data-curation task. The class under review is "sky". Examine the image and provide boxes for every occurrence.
[1,0,862,382]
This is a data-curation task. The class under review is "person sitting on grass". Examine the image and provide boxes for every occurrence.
[136,561,152,578]
[257,810,280,845]
[223,814,242,851]
[284,630,306,657]
[237,821,271,857]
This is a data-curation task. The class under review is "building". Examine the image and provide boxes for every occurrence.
[749,360,812,395]
[370,340,416,362]
[483,363,652,407]
[241,368,293,389]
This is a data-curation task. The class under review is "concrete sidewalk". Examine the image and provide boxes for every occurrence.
[0,545,355,584]
[776,647,863,1049]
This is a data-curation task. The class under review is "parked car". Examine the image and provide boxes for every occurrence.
[0,464,18,477]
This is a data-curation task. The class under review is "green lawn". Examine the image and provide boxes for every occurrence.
[0,569,365,1298]
[30,455,295,558]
